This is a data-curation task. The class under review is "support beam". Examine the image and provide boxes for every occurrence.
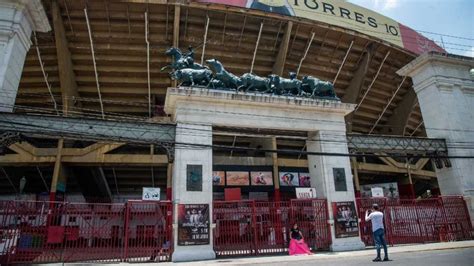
[351,157,360,192]
[50,138,65,201]
[271,137,280,201]
[381,88,417,135]
[343,44,375,132]
[52,0,80,114]
[342,44,376,103]
[272,21,293,76]
[98,167,113,201]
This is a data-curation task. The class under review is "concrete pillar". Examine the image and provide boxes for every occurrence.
[397,52,474,222]
[171,122,215,262]
[307,130,365,251]
[0,0,50,112]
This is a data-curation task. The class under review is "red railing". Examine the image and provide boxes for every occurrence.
[213,199,331,257]
[356,196,473,246]
[0,200,172,264]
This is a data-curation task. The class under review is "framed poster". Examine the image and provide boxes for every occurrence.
[226,171,250,186]
[298,173,311,187]
[333,201,359,238]
[333,168,347,191]
[187,165,202,191]
[178,204,210,246]
[212,171,225,186]
[279,172,299,186]
[250,171,273,186]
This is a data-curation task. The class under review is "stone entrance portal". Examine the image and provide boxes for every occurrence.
[164,87,364,261]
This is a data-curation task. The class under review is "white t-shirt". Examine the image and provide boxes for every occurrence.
[365,211,384,232]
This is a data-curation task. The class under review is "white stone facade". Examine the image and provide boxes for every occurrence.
[165,87,364,258]
[398,52,474,223]
[0,0,50,112]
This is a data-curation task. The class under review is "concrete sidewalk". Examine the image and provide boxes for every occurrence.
[160,241,474,265]
[42,240,474,265]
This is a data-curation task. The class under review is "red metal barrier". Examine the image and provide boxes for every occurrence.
[356,197,473,246]
[0,200,172,264]
[213,199,331,257]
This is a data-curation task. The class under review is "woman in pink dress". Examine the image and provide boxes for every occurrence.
[288,223,312,256]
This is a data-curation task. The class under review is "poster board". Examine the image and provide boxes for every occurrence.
[250,171,273,186]
[360,182,399,198]
[226,171,250,186]
[177,204,210,246]
[333,201,359,238]
[371,187,384,198]
[279,172,299,186]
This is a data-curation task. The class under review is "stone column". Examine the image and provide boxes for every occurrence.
[307,130,365,251]
[171,123,216,262]
[0,0,50,112]
[398,52,474,223]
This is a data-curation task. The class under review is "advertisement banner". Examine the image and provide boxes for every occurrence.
[250,171,273,186]
[279,172,299,186]
[333,201,359,238]
[178,204,210,246]
[226,171,250,186]
[195,0,444,55]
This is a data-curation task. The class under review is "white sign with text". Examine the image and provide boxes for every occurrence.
[295,188,317,199]
[142,187,161,201]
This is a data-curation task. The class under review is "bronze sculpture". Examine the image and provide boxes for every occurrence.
[163,47,339,101]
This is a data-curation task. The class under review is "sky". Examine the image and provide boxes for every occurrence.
[347,0,474,57]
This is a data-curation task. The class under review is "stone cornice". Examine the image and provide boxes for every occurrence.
[0,0,51,33]
[165,87,355,115]
[397,52,474,77]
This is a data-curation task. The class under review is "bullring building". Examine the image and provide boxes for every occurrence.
[0,0,472,263]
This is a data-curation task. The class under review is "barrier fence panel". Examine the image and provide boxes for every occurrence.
[60,202,125,263]
[254,201,289,254]
[356,197,473,246]
[0,200,172,264]
[124,201,173,263]
[213,200,256,257]
[290,199,331,251]
[213,199,331,257]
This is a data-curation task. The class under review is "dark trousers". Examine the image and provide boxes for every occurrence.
[373,228,388,259]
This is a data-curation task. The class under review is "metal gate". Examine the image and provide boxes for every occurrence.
[356,196,473,246]
[0,200,172,264]
[213,199,331,257]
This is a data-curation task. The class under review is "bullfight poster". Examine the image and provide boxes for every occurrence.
[333,201,359,238]
[178,204,210,245]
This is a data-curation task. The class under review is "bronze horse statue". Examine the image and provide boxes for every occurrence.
[161,47,207,72]
[205,59,242,90]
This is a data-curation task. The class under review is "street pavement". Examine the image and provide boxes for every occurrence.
[42,240,474,265]
[253,248,474,266]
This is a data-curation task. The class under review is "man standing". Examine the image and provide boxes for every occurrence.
[365,204,389,262]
